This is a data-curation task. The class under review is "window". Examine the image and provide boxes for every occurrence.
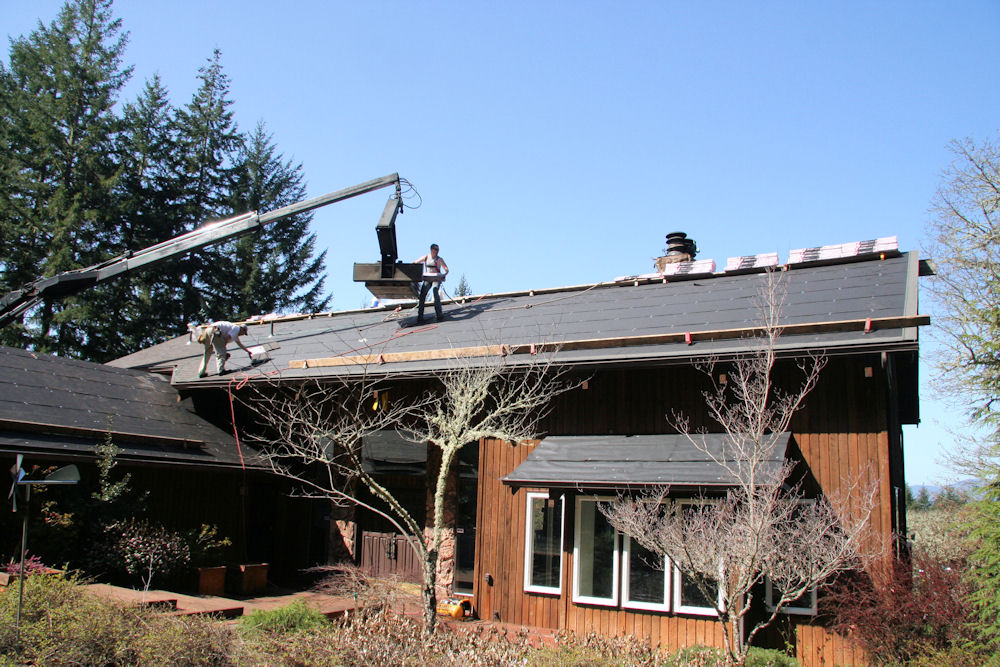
[523,492,564,594]
[765,580,817,615]
[572,496,620,606]
[673,568,722,616]
[765,498,818,615]
[672,501,723,616]
[454,442,479,595]
[622,535,670,611]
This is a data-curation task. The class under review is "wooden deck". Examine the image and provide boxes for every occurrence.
[82,583,359,620]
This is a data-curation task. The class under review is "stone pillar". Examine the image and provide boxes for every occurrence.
[327,477,358,562]
[425,444,459,597]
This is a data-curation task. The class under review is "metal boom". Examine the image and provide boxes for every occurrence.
[0,173,401,328]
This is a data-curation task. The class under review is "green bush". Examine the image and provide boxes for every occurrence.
[239,600,331,635]
[133,614,234,666]
[664,645,727,666]
[0,572,237,666]
[0,572,138,664]
[745,647,799,667]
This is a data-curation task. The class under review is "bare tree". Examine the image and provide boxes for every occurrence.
[602,270,878,667]
[246,354,574,634]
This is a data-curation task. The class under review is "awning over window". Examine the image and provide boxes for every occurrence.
[502,433,792,490]
[361,430,427,475]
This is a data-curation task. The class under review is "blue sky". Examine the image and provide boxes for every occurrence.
[5,1,999,484]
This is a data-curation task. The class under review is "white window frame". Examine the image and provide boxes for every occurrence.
[765,579,818,616]
[572,495,620,607]
[671,500,724,617]
[621,534,671,612]
[765,498,818,615]
[523,491,565,595]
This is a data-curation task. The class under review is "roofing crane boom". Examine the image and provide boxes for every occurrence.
[0,173,406,329]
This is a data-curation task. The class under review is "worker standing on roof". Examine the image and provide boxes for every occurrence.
[195,321,252,378]
[414,243,448,323]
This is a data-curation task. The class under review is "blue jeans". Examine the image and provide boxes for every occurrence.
[418,281,442,320]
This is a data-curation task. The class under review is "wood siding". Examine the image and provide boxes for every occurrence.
[473,357,888,666]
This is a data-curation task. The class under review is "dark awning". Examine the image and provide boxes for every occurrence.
[502,433,792,490]
[361,430,427,475]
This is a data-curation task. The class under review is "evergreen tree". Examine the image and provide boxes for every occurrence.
[80,74,187,359]
[173,49,241,324]
[968,480,1000,647]
[0,0,131,355]
[914,486,932,511]
[454,274,472,297]
[203,121,330,319]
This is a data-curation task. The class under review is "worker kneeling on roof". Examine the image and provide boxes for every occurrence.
[194,321,252,378]
[415,243,448,324]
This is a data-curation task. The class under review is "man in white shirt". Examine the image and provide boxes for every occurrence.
[414,243,449,323]
[195,321,252,377]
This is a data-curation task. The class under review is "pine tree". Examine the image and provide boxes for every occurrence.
[454,274,472,297]
[203,121,330,319]
[0,0,131,355]
[968,479,1000,648]
[173,49,242,324]
[914,486,932,511]
[79,75,187,360]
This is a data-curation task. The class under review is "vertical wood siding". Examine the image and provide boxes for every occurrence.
[474,357,887,666]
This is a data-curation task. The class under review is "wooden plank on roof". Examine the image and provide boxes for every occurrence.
[289,344,510,369]
[286,315,930,370]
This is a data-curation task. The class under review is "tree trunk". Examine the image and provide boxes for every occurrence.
[421,548,438,634]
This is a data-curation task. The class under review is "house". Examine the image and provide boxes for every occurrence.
[0,347,320,580]
[109,239,928,664]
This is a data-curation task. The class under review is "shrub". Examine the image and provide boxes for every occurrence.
[239,600,331,635]
[908,505,974,563]
[0,572,140,664]
[662,645,798,667]
[185,524,231,568]
[745,647,800,667]
[133,613,235,666]
[111,518,191,592]
[3,554,48,577]
[825,554,976,664]
[0,572,238,666]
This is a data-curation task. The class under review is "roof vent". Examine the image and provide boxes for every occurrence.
[665,231,697,259]
[654,232,698,273]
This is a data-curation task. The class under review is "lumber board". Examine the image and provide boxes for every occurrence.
[289,344,510,369]
[287,315,930,370]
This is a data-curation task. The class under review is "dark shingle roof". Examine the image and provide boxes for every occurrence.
[502,433,792,489]
[110,252,923,387]
[0,346,255,469]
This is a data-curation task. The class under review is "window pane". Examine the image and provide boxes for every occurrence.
[577,500,616,599]
[528,496,562,589]
[627,540,665,604]
[771,583,815,612]
[454,442,479,594]
[680,571,717,609]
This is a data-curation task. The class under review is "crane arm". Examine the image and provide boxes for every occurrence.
[0,173,401,328]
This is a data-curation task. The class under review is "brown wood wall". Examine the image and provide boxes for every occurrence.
[473,356,890,666]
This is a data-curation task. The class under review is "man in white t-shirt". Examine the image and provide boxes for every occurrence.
[195,321,252,377]
[413,243,449,323]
